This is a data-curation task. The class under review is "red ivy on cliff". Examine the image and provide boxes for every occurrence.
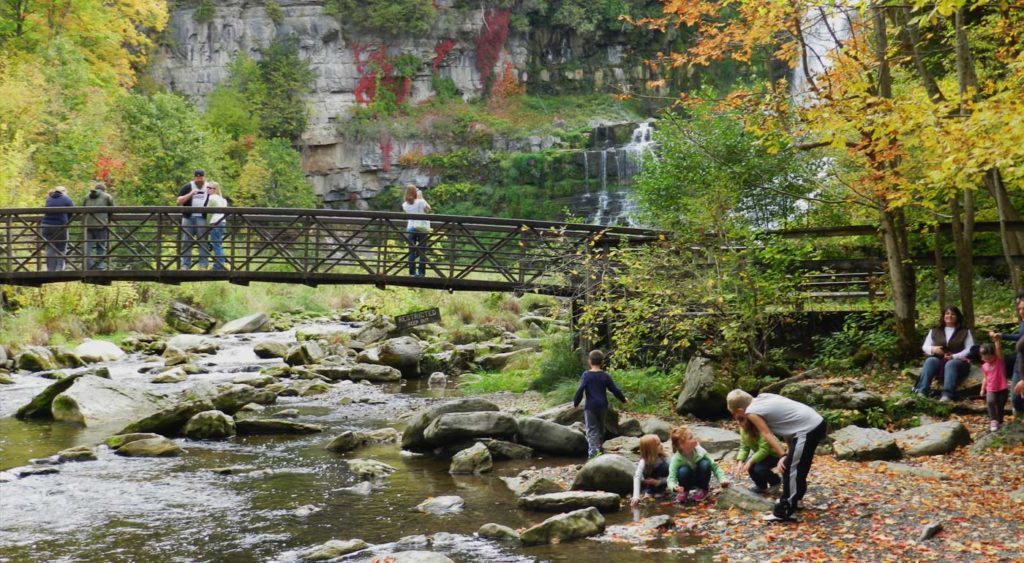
[432,39,456,71]
[473,8,510,93]
[352,42,411,106]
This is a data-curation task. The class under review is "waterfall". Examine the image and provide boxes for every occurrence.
[791,4,853,105]
[582,150,589,190]
[584,121,655,226]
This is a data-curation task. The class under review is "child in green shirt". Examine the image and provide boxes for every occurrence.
[733,418,782,493]
[667,426,730,503]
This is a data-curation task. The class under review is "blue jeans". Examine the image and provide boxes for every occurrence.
[406,229,428,276]
[85,227,109,270]
[641,459,670,496]
[180,216,209,269]
[914,356,969,400]
[676,458,712,491]
[748,456,781,490]
[42,225,67,272]
[209,225,226,270]
[1013,342,1024,414]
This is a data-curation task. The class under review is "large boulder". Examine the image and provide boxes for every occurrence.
[780,378,883,410]
[481,439,533,460]
[51,347,85,369]
[449,442,493,475]
[571,454,635,495]
[832,426,901,461]
[183,410,236,440]
[520,506,606,546]
[209,384,277,414]
[617,418,643,437]
[690,426,741,456]
[518,491,621,513]
[57,446,97,463]
[893,421,971,457]
[118,400,217,436]
[401,398,500,451]
[319,363,401,383]
[641,418,672,442]
[477,349,531,371]
[716,486,775,512]
[51,375,164,427]
[73,339,125,363]
[904,365,985,396]
[519,475,565,496]
[114,436,184,457]
[674,356,728,419]
[215,313,271,335]
[376,336,425,374]
[165,301,216,334]
[423,412,518,445]
[15,372,89,419]
[15,346,57,371]
[969,422,1024,454]
[325,428,401,453]
[535,402,620,436]
[253,341,289,359]
[354,315,396,345]
[285,342,324,366]
[517,416,588,456]
[477,523,520,541]
[106,432,164,449]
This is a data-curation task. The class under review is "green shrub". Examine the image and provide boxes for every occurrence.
[529,333,583,391]
[461,369,533,394]
[264,0,284,24]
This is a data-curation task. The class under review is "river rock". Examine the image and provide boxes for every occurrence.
[482,439,533,460]
[253,341,289,359]
[73,339,125,363]
[518,491,621,513]
[893,421,971,457]
[232,374,275,388]
[415,495,465,514]
[617,418,643,437]
[166,301,216,334]
[51,375,164,426]
[339,481,374,495]
[376,336,425,374]
[15,372,88,419]
[184,410,236,440]
[691,426,742,456]
[151,368,187,383]
[348,363,402,382]
[716,486,775,512]
[15,346,57,371]
[520,475,565,496]
[286,342,324,366]
[675,356,728,419]
[106,433,164,449]
[477,349,531,371]
[299,381,331,396]
[423,412,518,444]
[298,539,371,561]
[372,552,452,563]
[832,426,901,461]
[402,398,500,451]
[235,419,323,435]
[571,454,636,495]
[215,313,271,335]
[325,428,402,453]
[354,315,396,344]
[209,384,277,413]
[449,442,492,475]
[118,400,217,435]
[535,402,620,436]
[167,335,218,353]
[602,436,641,454]
[969,422,1024,454]
[781,378,883,410]
[347,458,396,480]
[114,436,184,457]
[57,446,97,462]
[427,371,447,388]
[520,506,606,546]
[420,349,475,376]
[867,461,949,480]
[477,523,519,541]
[641,418,672,442]
[51,347,84,368]
[517,416,588,456]
[161,345,190,367]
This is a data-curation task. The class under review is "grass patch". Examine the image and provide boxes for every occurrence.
[545,366,677,416]
[461,369,533,394]
[528,333,583,392]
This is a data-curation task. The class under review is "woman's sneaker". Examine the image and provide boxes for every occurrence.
[690,489,708,502]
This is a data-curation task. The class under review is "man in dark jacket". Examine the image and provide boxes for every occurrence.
[41,186,74,272]
[82,182,114,270]
[176,169,211,269]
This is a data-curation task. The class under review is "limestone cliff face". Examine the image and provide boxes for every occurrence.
[152,0,648,207]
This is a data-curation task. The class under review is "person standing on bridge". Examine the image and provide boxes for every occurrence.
[41,186,74,272]
[401,185,431,278]
[206,181,228,271]
[176,169,211,270]
[82,182,114,270]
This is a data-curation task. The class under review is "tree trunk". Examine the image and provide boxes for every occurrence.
[894,7,945,102]
[880,206,918,356]
[933,225,946,313]
[987,168,1023,291]
[950,195,975,327]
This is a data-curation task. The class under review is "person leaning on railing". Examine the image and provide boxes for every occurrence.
[176,169,211,270]
[81,182,114,271]
[41,186,74,272]
[206,181,228,271]
[401,184,431,278]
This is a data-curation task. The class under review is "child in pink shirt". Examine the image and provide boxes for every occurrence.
[979,336,1009,431]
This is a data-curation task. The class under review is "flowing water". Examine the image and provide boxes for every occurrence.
[0,326,712,562]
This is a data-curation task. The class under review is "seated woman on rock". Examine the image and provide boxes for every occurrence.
[913,306,974,402]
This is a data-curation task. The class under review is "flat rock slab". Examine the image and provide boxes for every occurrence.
[477,523,520,541]
[969,422,1024,455]
[415,495,465,515]
[114,437,184,457]
[401,398,500,451]
[517,491,621,513]
[298,539,371,561]
[423,411,518,445]
[868,461,949,480]
[716,486,775,512]
[690,426,741,455]
[235,419,324,435]
[832,425,901,461]
[15,372,88,420]
[520,506,606,546]
[347,458,396,480]
[893,421,971,457]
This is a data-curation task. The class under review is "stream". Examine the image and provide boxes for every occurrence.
[0,323,712,562]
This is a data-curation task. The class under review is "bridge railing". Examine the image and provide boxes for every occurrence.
[0,207,661,294]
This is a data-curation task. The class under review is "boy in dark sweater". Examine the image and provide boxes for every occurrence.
[573,349,627,459]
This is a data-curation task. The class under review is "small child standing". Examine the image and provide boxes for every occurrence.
[979,336,1009,432]
[666,426,729,503]
[734,416,781,493]
[572,349,627,459]
[630,434,670,506]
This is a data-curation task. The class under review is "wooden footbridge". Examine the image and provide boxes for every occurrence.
[0,207,659,296]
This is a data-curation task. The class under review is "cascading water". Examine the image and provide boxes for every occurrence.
[790,3,853,106]
[586,120,655,226]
